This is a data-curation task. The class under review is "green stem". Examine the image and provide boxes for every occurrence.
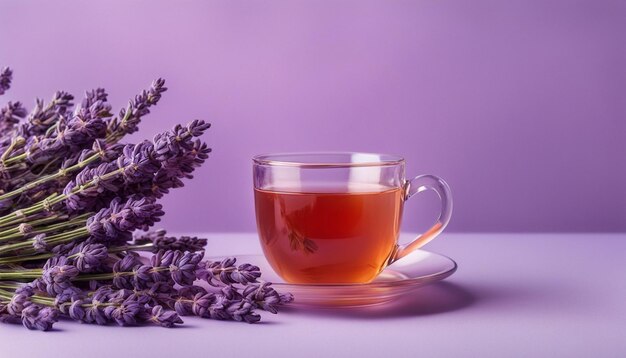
[0,152,101,202]
[0,166,123,227]
[0,282,20,289]
[0,288,55,306]
[109,244,155,253]
[0,213,90,242]
[3,152,26,165]
[0,137,23,164]
[0,253,53,264]
[0,214,62,237]
[0,226,88,256]
[105,105,132,144]
[0,270,42,279]
[0,243,155,265]
[71,267,170,282]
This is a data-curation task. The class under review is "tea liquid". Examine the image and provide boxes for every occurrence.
[254,185,403,283]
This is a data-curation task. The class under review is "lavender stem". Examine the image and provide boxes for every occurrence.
[0,153,101,202]
[0,214,90,242]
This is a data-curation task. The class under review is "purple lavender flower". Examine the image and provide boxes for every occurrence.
[141,305,183,328]
[134,230,208,252]
[23,136,63,165]
[197,257,261,286]
[92,286,115,302]
[130,250,198,289]
[7,292,33,315]
[70,243,108,272]
[190,292,216,317]
[61,99,109,148]
[168,251,203,286]
[164,235,207,252]
[84,303,108,325]
[226,299,261,324]
[68,299,86,321]
[147,138,211,198]
[63,161,119,212]
[23,92,108,167]
[106,79,167,142]
[40,263,80,295]
[63,120,210,214]
[153,120,210,163]
[51,241,78,255]
[0,67,12,95]
[32,234,48,253]
[54,287,84,311]
[174,285,207,316]
[103,300,142,326]
[130,282,175,305]
[117,141,160,183]
[14,284,35,296]
[243,282,293,314]
[0,311,21,324]
[134,229,167,244]
[74,286,115,325]
[81,88,108,110]
[21,305,59,331]
[26,91,75,136]
[112,254,141,289]
[0,101,27,133]
[87,196,164,242]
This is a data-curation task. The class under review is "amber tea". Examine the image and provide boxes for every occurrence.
[255,185,404,283]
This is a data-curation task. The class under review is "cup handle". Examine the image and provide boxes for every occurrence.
[388,174,453,264]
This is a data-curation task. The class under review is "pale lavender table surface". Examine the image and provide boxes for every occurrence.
[2,233,625,358]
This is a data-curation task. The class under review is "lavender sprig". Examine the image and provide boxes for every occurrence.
[133,230,207,252]
[0,102,27,135]
[197,257,262,286]
[24,91,75,137]
[0,195,164,256]
[21,305,59,331]
[106,79,167,143]
[0,67,12,95]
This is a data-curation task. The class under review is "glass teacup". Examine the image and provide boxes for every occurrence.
[253,152,452,284]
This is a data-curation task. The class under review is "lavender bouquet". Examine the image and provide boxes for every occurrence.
[0,67,292,331]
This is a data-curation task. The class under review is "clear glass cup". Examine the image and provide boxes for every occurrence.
[253,152,452,284]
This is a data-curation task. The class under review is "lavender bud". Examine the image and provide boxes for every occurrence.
[71,243,108,272]
[106,78,167,140]
[0,67,12,95]
[41,264,80,295]
[169,251,203,286]
[142,305,183,328]
[68,300,86,321]
[84,304,108,325]
[174,286,207,316]
[227,299,261,324]
[243,282,293,314]
[21,305,58,331]
[191,292,215,317]
[103,301,142,326]
[54,287,84,311]
[0,101,27,132]
[32,234,48,253]
[7,292,33,315]
[198,258,261,286]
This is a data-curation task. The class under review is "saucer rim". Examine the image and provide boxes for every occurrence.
[207,250,458,289]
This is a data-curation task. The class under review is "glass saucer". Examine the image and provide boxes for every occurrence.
[210,250,457,307]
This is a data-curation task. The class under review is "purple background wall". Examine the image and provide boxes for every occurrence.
[1,0,624,233]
